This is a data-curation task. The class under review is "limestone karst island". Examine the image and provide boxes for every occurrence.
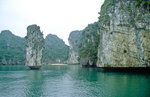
[25,25,45,69]
[0,0,150,97]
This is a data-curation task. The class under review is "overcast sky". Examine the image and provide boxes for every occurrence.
[0,0,104,45]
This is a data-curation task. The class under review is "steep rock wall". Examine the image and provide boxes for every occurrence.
[97,0,150,67]
[25,24,44,66]
[68,31,82,64]
[79,22,99,67]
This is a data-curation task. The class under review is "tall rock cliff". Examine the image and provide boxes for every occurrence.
[68,30,82,64]
[25,25,45,67]
[97,0,150,67]
[79,22,99,67]
[43,34,69,64]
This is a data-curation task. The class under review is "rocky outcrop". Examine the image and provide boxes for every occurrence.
[79,22,99,67]
[25,24,44,67]
[97,0,150,67]
[68,30,82,64]
[43,34,69,64]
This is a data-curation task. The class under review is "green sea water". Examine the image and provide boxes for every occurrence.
[0,65,150,97]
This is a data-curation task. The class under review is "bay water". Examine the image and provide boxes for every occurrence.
[0,65,150,97]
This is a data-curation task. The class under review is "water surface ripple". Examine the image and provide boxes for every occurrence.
[0,65,150,97]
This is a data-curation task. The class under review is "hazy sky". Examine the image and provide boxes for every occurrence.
[0,0,104,45]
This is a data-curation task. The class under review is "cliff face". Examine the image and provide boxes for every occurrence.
[25,25,44,66]
[79,22,99,66]
[43,34,69,64]
[97,0,150,67]
[0,30,25,65]
[68,30,82,64]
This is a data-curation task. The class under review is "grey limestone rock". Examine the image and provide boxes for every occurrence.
[68,30,82,64]
[79,22,99,67]
[97,0,150,67]
[25,24,44,66]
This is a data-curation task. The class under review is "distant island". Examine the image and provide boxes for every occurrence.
[0,0,150,70]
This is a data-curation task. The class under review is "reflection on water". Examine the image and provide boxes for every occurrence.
[25,70,44,97]
[0,65,150,97]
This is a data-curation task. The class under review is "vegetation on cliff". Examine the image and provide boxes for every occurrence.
[0,30,25,65]
[78,22,99,66]
[137,0,150,10]
[44,34,69,64]
[96,0,150,67]
[67,30,82,64]
[26,25,45,67]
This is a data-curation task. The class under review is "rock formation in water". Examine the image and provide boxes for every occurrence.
[97,0,150,67]
[68,30,82,64]
[0,30,25,65]
[79,22,99,67]
[43,34,69,64]
[0,29,69,65]
[25,24,44,67]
